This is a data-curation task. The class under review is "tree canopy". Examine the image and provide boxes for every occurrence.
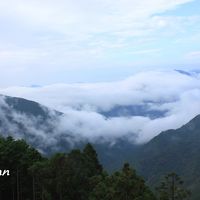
[0,136,190,200]
[156,172,191,200]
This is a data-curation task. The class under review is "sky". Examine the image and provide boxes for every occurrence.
[0,0,200,86]
[0,1,200,145]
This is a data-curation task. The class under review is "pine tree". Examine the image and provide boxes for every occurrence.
[89,163,156,200]
[83,143,103,176]
[156,172,191,200]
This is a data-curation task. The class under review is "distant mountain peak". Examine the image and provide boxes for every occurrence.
[175,69,192,76]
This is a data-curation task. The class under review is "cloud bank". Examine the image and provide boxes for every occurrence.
[0,70,200,146]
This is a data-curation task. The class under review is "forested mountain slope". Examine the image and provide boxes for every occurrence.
[136,115,200,200]
[1,94,200,199]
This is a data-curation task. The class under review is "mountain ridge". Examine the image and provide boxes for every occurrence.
[0,94,200,199]
[135,114,200,200]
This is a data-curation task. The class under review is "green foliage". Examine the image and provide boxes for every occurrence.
[136,115,200,200]
[156,173,191,200]
[0,136,43,199]
[0,137,156,200]
[89,163,156,200]
[83,143,103,176]
[29,148,102,200]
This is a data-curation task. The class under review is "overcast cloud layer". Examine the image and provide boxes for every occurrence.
[0,0,200,85]
[0,70,200,144]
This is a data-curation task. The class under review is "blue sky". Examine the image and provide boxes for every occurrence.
[0,0,200,86]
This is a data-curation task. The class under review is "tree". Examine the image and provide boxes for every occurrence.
[156,172,191,200]
[64,145,103,200]
[83,143,103,176]
[0,137,157,200]
[89,163,156,200]
[0,136,43,200]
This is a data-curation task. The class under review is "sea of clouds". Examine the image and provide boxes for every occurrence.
[0,70,200,146]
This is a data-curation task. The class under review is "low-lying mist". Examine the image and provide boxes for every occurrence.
[0,70,200,150]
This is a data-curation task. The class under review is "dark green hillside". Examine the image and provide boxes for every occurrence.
[3,95,62,118]
[94,138,140,172]
[136,115,200,200]
[0,95,70,154]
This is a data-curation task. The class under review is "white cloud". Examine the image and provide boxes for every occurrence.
[129,48,161,55]
[0,70,200,144]
[0,0,193,34]
[186,51,200,59]
[0,0,197,77]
